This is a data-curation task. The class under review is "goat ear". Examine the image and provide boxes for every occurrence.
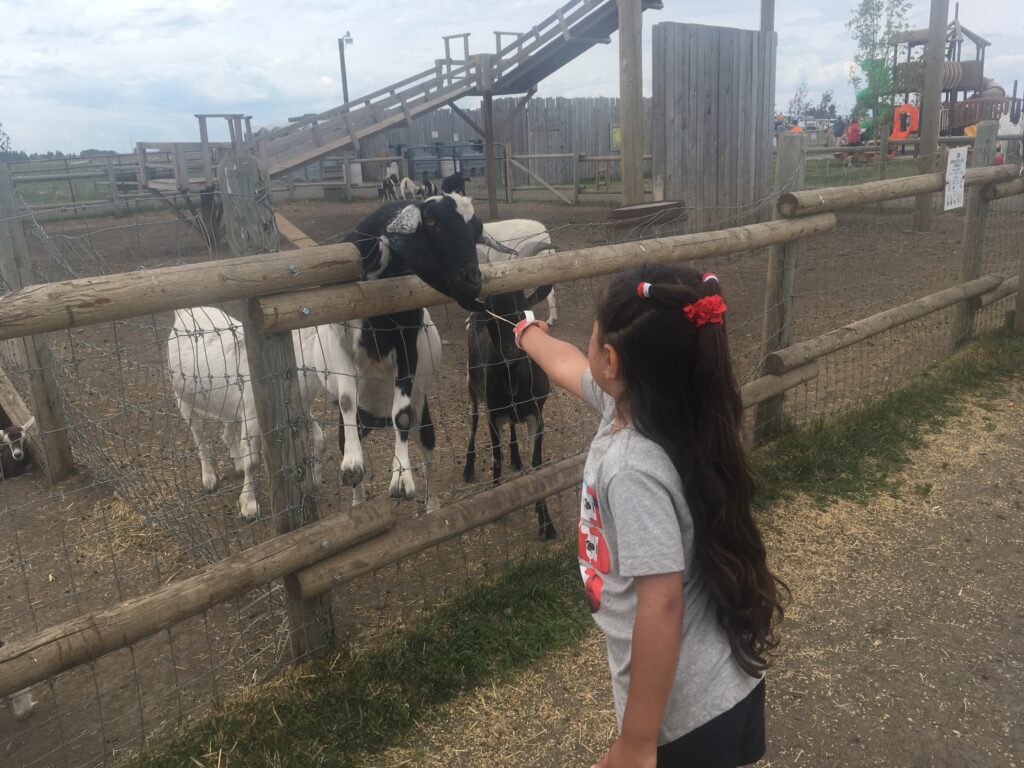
[525,284,553,309]
[386,205,422,235]
[21,416,35,432]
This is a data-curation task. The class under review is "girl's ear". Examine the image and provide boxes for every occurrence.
[603,342,621,381]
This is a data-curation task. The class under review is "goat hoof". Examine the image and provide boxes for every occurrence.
[340,465,365,487]
[539,523,557,541]
[240,502,260,521]
[462,466,475,483]
[548,315,559,327]
[202,474,219,492]
[425,497,441,515]
[389,481,416,501]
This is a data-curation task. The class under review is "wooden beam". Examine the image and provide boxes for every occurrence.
[0,504,395,698]
[765,275,1003,375]
[978,275,1017,308]
[0,244,362,342]
[253,213,838,333]
[274,213,318,249]
[618,0,645,206]
[760,0,775,32]
[912,0,950,231]
[981,176,1024,201]
[449,103,486,139]
[509,157,574,205]
[742,362,819,408]
[777,165,1017,217]
[291,455,587,600]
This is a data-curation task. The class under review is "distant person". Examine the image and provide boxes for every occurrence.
[846,118,862,147]
[832,117,847,147]
[993,145,1005,166]
[789,121,804,133]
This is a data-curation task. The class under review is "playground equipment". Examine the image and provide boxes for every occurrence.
[887,9,1021,136]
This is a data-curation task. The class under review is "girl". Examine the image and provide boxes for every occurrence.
[514,264,787,768]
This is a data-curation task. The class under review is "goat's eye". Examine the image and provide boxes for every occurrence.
[424,218,437,227]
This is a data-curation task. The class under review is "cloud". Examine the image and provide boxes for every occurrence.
[1,0,1020,153]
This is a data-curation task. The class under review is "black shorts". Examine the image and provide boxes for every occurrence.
[656,678,766,768]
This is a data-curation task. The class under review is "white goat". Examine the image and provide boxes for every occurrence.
[167,307,338,519]
[398,176,417,200]
[479,219,559,325]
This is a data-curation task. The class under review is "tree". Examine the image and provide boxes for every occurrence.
[0,123,10,154]
[808,90,838,120]
[846,0,911,91]
[787,83,812,122]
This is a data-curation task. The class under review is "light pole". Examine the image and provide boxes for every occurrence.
[338,31,353,105]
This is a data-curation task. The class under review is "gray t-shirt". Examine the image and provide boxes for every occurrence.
[578,368,760,744]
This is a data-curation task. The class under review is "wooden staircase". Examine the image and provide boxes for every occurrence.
[139,0,663,185]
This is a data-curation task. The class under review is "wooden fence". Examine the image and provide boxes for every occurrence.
[1,124,1022,703]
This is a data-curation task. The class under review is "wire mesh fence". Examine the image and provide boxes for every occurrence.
[1,145,1022,766]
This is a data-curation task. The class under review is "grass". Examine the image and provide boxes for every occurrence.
[121,330,1024,768]
[803,155,921,190]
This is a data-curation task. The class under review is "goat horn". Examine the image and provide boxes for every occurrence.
[480,233,518,256]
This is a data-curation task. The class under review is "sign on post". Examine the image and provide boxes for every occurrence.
[944,146,968,211]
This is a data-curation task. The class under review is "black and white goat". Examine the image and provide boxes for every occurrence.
[336,193,513,510]
[463,269,557,540]
[0,415,34,480]
[417,175,437,199]
[441,173,468,195]
[0,640,35,720]
[378,174,399,201]
[479,219,559,326]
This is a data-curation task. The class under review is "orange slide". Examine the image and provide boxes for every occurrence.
[889,103,920,141]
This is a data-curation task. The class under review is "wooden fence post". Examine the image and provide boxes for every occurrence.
[0,164,75,481]
[951,120,998,349]
[505,143,514,203]
[754,132,805,443]
[217,154,336,659]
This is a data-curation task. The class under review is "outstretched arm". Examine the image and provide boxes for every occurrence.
[517,322,588,402]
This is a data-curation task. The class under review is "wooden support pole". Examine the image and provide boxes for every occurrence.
[952,121,998,349]
[0,165,74,481]
[912,0,950,232]
[449,103,486,139]
[254,213,837,333]
[0,504,395,699]
[777,165,1016,217]
[759,0,775,32]
[505,143,515,203]
[103,156,121,210]
[765,274,1002,374]
[618,0,644,207]
[1017,249,1024,334]
[754,132,805,443]
[483,94,499,218]
[197,116,214,186]
[218,154,336,659]
[135,143,149,191]
[0,243,362,342]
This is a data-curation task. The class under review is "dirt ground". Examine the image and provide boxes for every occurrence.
[370,380,1024,768]
[2,194,1022,767]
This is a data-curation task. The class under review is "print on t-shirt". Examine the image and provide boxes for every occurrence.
[578,481,610,612]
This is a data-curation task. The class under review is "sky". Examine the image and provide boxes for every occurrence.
[1,0,1022,154]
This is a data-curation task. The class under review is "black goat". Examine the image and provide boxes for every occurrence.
[463,285,556,540]
[441,173,468,195]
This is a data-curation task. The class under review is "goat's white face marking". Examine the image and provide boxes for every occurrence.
[446,193,475,223]
[387,205,422,235]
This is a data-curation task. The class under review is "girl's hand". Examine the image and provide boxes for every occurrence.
[590,736,657,768]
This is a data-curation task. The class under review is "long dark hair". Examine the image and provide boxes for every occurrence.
[596,263,787,676]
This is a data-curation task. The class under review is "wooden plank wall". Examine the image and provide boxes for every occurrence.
[653,22,776,233]
[348,97,653,184]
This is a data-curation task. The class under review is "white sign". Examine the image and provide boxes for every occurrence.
[431,130,439,139]
[944,146,968,211]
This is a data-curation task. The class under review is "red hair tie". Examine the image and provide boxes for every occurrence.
[683,295,727,327]
[637,282,653,298]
